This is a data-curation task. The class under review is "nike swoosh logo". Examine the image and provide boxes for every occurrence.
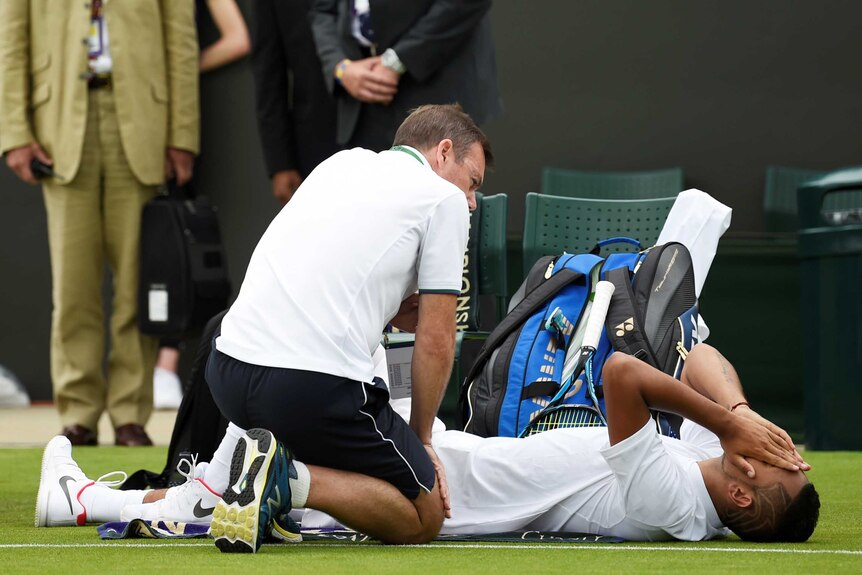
[58,476,76,515]
[193,500,215,518]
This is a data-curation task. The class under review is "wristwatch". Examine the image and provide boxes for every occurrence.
[381,48,406,75]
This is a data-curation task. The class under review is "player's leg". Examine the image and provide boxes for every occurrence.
[119,422,247,522]
[35,436,147,526]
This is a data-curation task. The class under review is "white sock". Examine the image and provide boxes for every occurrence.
[203,422,246,494]
[81,484,147,523]
[290,460,311,508]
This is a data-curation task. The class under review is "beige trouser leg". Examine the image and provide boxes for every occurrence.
[43,87,158,431]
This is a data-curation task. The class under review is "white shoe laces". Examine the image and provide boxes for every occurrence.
[165,454,209,505]
[176,453,201,483]
[94,471,128,488]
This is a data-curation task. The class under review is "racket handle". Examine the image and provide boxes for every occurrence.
[582,281,616,350]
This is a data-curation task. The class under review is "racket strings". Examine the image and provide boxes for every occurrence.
[522,356,606,437]
[522,405,605,437]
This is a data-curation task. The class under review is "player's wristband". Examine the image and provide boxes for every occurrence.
[730,401,750,412]
[334,59,351,84]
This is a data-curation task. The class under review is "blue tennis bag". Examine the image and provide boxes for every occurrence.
[459,238,699,438]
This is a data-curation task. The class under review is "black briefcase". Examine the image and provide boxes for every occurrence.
[138,182,231,338]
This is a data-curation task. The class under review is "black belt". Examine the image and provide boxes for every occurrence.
[88,74,112,90]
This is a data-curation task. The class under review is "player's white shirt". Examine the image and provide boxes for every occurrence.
[216,147,469,382]
[302,377,729,542]
[435,419,729,541]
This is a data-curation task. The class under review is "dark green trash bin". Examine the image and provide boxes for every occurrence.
[798,167,862,450]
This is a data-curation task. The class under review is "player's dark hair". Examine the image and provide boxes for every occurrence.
[393,104,494,167]
[723,482,820,542]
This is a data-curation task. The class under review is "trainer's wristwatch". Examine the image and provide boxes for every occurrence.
[381,48,406,75]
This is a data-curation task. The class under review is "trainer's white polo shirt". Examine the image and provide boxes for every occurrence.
[216,146,469,382]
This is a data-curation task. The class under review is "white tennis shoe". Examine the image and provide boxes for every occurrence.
[35,435,126,527]
[121,457,220,524]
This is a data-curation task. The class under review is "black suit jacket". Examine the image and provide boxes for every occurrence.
[311,0,503,148]
[252,0,338,177]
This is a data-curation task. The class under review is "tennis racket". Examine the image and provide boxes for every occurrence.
[519,280,616,437]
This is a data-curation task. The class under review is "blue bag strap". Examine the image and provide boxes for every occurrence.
[462,267,588,388]
[589,237,642,255]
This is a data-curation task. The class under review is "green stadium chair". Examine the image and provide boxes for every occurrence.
[540,167,684,199]
[522,193,675,277]
[449,193,508,420]
[764,166,829,231]
[476,193,509,323]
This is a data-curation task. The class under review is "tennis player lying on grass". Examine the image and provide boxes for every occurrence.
[35,343,818,543]
[422,343,820,542]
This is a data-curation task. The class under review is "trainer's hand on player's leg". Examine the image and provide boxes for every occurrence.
[425,445,451,519]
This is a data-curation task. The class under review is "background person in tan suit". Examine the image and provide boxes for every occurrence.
[0,0,200,446]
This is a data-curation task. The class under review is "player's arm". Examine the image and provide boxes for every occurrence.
[679,343,746,410]
[679,344,805,468]
[602,352,800,477]
[409,293,456,444]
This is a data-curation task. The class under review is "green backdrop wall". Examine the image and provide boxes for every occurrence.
[1,0,860,404]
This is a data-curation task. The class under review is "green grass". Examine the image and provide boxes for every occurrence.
[1,447,860,574]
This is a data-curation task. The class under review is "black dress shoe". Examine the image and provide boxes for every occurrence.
[114,424,153,447]
[61,424,98,446]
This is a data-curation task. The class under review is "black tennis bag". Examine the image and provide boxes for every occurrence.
[604,242,698,377]
[138,183,230,338]
[459,241,699,438]
[122,310,229,490]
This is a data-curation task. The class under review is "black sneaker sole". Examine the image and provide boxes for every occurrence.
[211,429,275,553]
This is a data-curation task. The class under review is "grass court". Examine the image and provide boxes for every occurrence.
[1,445,860,574]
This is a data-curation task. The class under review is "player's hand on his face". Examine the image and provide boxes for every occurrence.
[719,410,802,478]
[733,405,810,471]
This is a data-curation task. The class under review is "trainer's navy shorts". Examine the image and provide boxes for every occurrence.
[206,344,435,500]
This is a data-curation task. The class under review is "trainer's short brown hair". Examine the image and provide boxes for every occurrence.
[393,104,493,167]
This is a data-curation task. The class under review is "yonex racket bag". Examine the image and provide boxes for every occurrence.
[460,239,697,438]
